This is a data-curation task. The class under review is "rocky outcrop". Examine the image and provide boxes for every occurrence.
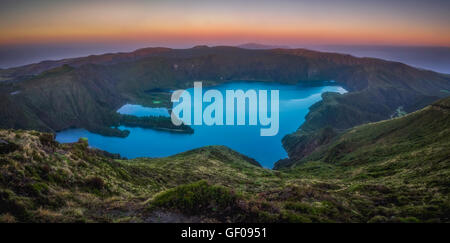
[0,139,19,154]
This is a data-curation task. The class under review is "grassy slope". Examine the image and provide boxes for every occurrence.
[1,97,449,223]
[279,97,450,222]
[0,130,290,222]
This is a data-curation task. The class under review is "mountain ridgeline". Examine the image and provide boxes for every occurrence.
[0,46,449,165]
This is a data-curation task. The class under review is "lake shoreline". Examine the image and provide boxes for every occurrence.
[56,81,347,168]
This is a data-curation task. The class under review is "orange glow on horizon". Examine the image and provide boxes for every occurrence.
[2,26,448,47]
[0,1,449,47]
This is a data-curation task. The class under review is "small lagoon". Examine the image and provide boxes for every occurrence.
[117,104,170,117]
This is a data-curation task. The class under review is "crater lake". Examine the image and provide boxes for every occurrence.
[56,82,346,168]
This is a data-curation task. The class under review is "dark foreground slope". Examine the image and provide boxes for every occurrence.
[280,96,450,169]
[1,46,449,139]
[1,98,449,223]
[276,97,450,222]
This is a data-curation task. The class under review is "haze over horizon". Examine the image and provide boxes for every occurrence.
[1,0,449,72]
[2,0,449,46]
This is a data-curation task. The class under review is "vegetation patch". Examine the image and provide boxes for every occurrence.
[148,180,242,215]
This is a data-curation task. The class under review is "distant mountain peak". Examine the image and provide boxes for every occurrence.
[237,43,290,50]
[192,45,210,49]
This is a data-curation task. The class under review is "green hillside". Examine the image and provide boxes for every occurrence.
[1,97,449,222]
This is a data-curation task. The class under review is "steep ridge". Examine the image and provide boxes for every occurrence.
[276,97,450,174]
[0,47,172,80]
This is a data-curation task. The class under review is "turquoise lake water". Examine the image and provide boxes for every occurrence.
[56,82,346,168]
[117,104,170,117]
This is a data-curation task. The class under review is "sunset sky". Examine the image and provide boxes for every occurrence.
[1,0,449,47]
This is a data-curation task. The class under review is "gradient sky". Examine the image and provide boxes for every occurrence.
[1,0,449,47]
